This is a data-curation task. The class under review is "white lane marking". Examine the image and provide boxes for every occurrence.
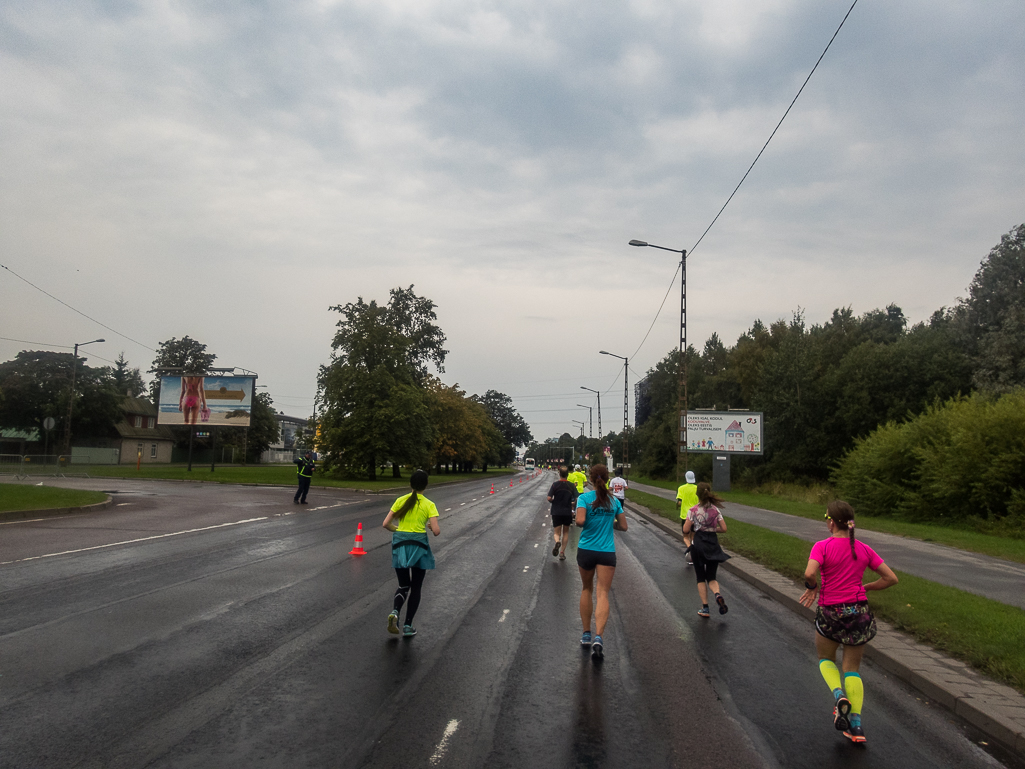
[498,609,510,623]
[460,503,465,506]
[445,508,452,512]
[541,523,546,527]
[0,517,269,565]
[523,566,530,572]
[430,719,460,766]
[533,543,538,548]
[116,503,132,506]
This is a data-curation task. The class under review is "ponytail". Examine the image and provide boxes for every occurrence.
[826,500,858,560]
[589,464,612,510]
[395,469,429,519]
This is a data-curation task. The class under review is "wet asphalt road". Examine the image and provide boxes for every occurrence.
[0,473,1016,768]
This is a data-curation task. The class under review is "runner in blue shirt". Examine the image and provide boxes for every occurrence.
[575,463,627,661]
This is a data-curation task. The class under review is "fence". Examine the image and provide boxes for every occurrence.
[0,454,78,477]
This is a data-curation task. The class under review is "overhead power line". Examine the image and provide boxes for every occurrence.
[1,263,155,352]
[689,0,861,256]
[625,0,861,367]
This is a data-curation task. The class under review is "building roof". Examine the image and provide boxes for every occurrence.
[115,396,176,441]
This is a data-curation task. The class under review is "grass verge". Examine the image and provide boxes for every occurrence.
[628,475,1025,566]
[626,487,1025,694]
[0,483,108,512]
[19,465,517,491]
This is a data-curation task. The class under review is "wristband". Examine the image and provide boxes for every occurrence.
[804,580,818,590]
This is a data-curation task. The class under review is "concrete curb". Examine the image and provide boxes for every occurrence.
[0,496,114,522]
[623,498,1025,759]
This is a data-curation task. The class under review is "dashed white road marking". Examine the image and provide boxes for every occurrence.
[445,508,452,512]
[430,719,460,766]
[116,503,132,506]
[460,503,465,506]
[533,543,538,548]
[498,609,511,623]
[0,517,269,565]
[522,565,530,572]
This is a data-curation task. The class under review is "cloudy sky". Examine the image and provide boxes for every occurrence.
[2,0,1022,443]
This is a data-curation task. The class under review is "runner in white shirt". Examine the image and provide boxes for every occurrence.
[609,467,628,506]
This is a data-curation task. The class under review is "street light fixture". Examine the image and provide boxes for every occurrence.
[580,386,602,437]
[571,419,585,439]
[64,338,105,457]
[629,238,688,480]
[599,350,629,477]
[576,404,593,437]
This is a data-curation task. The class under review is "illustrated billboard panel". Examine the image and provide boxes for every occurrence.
[680,411,763,455]
[157,376,255,426]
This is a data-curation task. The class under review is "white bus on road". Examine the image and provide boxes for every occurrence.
[524,458,535,472]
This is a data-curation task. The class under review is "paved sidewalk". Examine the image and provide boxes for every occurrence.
[630,480,1025,611]
[623,496,1025,759]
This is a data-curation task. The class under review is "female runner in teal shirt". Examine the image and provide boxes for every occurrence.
[575,463,627,660]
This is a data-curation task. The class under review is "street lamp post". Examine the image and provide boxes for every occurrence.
[580,386,602,437]
[577,404,593,437]
[629,239,688,481]
[599,350,629,477]
[64,338,105,457]
[572,420,585,439]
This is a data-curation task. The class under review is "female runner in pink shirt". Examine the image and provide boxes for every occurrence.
[799,501,898,745]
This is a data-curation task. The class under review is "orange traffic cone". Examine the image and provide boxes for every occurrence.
[349,522,367,555]
[519,477,522,484]
[490,484,495,494]
[509,481,514,487]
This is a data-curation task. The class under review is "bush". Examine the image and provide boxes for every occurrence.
[833,390,1025,528]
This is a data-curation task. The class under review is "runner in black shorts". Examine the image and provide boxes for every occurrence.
[575,464,627,661]
[547,466,577,560]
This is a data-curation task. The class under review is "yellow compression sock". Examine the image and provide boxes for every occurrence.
[818,659,844,699]
[844,672,864,714]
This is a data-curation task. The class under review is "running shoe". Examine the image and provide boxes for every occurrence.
[580,631,592,646]
[716,594,729,615]
[697,607,710,618]
[559,553,566,560]
[833,697,852,731]
[402,624,417,637]
[553,542,561,556]
[591,635,604,660]
[387,610,400,635]
[843,725,866,744]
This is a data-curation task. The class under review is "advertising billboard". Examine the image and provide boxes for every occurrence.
[680,411,763,455]
[157,375,255,427]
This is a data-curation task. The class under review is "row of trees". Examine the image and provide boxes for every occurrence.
[628,223,1024,487]
[525,223,1024,522]
[317,286,531,480]
[0,337,280,463]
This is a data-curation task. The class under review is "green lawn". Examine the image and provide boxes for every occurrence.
[44,464,517,492]
[0,483,108,512]
[628,475,1025,566]
[626,487,1025,694]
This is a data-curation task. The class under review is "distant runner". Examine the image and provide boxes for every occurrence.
[569,464,587,495]
[608,467,628,507]
[682,483,730,618]
[546,466,578,560]
[382,470,440,638]
[675,470,699,564]
[575,464,627,661]
[799,501,898,744]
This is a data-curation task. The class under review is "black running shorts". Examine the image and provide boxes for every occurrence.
[576,547,617,570]
[552,513,573,527]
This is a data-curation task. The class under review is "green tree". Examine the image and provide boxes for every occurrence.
[102,352,147,397]
[0,350,122,441]
[473,389,532,448]
[386,285,449,384]
[957,223,1025,392]
[318,293,441,480]
[148,336,217,403]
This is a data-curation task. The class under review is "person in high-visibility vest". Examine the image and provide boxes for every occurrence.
[569,464,587,494]
[294,451,315,504]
